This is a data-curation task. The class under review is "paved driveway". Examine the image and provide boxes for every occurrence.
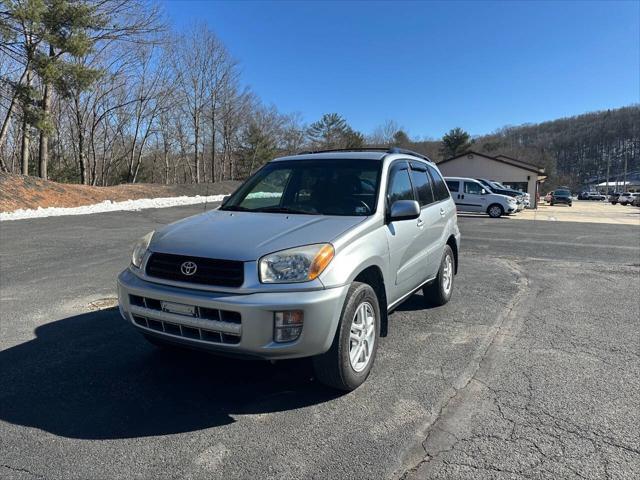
[0,206,638,479]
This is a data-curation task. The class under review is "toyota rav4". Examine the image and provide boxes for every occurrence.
[117,148,460,390]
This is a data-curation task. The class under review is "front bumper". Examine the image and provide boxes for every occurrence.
[117,269,349,359]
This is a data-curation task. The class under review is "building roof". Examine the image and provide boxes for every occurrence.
[437,150,545,175]
[494,154,544,169]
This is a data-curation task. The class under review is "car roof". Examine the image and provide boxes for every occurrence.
[272,147,435,164]
[443,177,480,182]
[273,151,388,162]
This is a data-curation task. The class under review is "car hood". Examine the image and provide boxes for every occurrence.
[149,210,367,261]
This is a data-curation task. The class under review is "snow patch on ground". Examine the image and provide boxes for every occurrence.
[0,195,227,221]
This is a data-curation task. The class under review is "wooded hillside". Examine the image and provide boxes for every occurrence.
[1,2,636,190]
[472,106,640,190]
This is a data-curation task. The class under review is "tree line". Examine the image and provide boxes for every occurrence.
[1,2,637,189]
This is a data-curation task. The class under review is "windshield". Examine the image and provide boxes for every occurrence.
[555,190,571,196]
[491,181,507,189]
[221,159,382,216]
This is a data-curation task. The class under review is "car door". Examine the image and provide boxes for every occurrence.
[408,162,441,280]
[460,180,487,212]
[445,179,467,212]
[384,161,424,294]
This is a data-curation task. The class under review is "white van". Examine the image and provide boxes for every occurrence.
[444,177,517,218]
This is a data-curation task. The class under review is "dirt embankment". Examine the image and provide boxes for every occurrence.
[0,173,240,213]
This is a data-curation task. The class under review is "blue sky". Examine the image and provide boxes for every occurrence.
[163,0,639,138]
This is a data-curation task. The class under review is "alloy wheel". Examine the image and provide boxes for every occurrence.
[349,302,376,372]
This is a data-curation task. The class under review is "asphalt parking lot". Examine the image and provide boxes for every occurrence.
[1,205,639,479]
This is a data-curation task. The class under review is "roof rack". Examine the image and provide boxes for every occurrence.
[295,147,434,163]
[385,147,434,163]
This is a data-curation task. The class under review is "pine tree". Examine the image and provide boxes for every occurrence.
[307,113,364,149]
[2,0,105,179]
[441,127,471,158]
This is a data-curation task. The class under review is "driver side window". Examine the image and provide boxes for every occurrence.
[387,165,415,205]
[464,181,484,195]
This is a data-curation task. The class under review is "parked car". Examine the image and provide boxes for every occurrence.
[549,189,572,206]
[117,148,460,391]
[609,192,621,204]
[445,177,517,217]
[617,192,639,205]
[475,179,525,211]
[632,195,640,207]
[587,192,606,201]
[578,192,590,200]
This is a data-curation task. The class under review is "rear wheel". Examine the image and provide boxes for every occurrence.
[423,245,454,307]
[487,204,504,218]
[313,282,380,391]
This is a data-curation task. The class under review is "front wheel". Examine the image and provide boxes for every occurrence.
[423,245,455,307]
[312,282,380,391]
[487,204,504,218]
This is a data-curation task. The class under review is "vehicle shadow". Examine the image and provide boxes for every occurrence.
[0,308,340,440]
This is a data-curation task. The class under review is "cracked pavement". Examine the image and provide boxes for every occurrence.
[1,206,639,479]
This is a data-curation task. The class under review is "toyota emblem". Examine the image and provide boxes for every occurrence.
[180,261,197,276]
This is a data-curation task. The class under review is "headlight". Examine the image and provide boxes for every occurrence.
[259,243,335,283]
[131,231,154,268]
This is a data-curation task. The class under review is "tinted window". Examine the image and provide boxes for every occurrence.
[445,180,459,192]
[427,165,450,201]
[387,165,415,204]
[464,181,484,195]
[410,167,435,206]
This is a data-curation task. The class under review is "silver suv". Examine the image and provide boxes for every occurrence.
[117,148,460,390]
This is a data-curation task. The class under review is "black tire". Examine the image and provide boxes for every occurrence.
[611,201,617,205]
[423,245,455,307]
[312,282,380,391]
[550,202,554,206]
[622,202,628,206]
[487,203,504,218]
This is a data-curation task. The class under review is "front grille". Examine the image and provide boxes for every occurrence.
[145,252,244,287]
[132,314,241,345]
[129,295,241,324]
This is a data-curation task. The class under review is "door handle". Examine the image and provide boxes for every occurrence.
[439,208,446,216]
[417,219,424,227]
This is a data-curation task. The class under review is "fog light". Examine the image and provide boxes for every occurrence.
[274,310,304,343]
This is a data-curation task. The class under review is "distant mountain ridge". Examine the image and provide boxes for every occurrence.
[474,105,639,189]
[410,105,639,190]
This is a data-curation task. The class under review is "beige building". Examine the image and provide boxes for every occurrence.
[436,151,546,208]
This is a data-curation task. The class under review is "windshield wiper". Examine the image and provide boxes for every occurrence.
[255,206,319,215]
[219,205,252,212]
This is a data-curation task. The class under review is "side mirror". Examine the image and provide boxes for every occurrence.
[481,188,487,195]
[221,195,231,206]
[388,200,420,222]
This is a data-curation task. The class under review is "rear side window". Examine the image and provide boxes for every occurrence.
[445,180,459,192]
[427,165,450,201]
[387,165,415,204]
[409,165,435,206]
